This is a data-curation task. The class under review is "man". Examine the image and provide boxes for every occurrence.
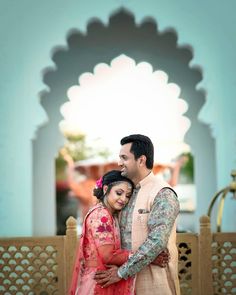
[95,134,180,295]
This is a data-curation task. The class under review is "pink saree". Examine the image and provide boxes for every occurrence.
[69,203,135,295]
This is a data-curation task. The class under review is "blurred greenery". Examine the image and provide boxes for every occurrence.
[179,152,194,184]
[56,134,111,181]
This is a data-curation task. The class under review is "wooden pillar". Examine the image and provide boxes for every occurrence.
[65,216,78,292]
[199,215,213,295]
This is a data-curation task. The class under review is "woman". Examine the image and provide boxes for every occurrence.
[69,170,136,295]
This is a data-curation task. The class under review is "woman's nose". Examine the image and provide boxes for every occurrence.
[120,194,126,202]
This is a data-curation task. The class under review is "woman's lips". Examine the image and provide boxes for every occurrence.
[117,202,125,206]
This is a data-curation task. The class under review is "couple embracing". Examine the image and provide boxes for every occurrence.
[69,134,180,295]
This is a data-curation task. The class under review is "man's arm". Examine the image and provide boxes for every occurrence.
[118,187,179,279]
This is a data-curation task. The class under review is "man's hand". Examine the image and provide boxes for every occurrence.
[94,265,121,288]
[152,249,170,268]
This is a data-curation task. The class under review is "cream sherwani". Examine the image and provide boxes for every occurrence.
[119,172,180,295]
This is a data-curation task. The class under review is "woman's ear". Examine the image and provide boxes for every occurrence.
[103,185,108,195]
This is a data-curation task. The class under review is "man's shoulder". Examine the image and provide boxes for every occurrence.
[147,177,178,201]
[156,187,179,205]
[148,176,171,193]
[160,186,178,197]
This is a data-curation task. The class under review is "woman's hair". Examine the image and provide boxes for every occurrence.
[120,134,154,169]
[93,170,135,201]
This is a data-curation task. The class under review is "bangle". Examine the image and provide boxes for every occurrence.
[117,269,123,279]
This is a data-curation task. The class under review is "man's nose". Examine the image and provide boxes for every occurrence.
[118,159,123,167]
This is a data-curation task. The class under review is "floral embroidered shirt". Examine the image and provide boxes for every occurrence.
[118,181,179,279]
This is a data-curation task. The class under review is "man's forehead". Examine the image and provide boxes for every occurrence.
[119,144,133,157]
[120,143,132,153]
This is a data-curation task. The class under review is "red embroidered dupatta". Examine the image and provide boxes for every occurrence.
[69,204,135,295]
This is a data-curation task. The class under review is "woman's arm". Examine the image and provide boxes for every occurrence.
[97,245,130,266]
[88,207,130,266]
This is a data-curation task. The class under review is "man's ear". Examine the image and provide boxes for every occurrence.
[139,155,147,167]
[103,185,108,195]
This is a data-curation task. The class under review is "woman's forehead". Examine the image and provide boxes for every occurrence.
[113,181,132,190]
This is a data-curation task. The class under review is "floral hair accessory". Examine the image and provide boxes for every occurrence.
[96,177,103,189]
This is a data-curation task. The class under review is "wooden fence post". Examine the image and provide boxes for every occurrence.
[65,216,78,292]
[199,215,213,295]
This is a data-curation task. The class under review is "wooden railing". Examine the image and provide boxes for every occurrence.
[0,217,78,295]
[1,215,235,294]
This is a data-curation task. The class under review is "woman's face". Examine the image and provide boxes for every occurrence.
[104,182,132,213]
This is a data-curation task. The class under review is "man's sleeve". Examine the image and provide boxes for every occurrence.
[118,187,179,279]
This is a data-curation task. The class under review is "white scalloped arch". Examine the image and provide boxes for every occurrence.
[32,10,216,235]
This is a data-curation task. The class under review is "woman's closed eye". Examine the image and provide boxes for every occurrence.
[116,190,123,196]
[115,188,132,199]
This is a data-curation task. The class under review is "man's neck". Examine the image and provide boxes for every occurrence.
[133,169,152,186]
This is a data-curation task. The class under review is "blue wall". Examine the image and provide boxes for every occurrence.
[0,0,235,236]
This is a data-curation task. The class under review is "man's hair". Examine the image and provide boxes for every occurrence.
[120,134,154,169]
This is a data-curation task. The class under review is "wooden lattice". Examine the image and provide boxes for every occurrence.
[178,242,192,294]
[0,216,236,295]
[211,234,236,295]
[0,237,66,295]
[177,233,199,295]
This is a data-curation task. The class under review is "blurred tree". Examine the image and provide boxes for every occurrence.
[56,133,111,181]
[178,152,194,184]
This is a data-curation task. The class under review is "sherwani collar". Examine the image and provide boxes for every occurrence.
[136,171,155,188]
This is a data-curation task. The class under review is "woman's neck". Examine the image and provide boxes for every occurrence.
[103,197,115,215]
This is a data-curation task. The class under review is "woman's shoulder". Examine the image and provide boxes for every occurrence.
[87,203,111,221]
[85,204,114,233]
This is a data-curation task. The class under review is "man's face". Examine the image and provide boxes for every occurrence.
[118,143,139,180]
